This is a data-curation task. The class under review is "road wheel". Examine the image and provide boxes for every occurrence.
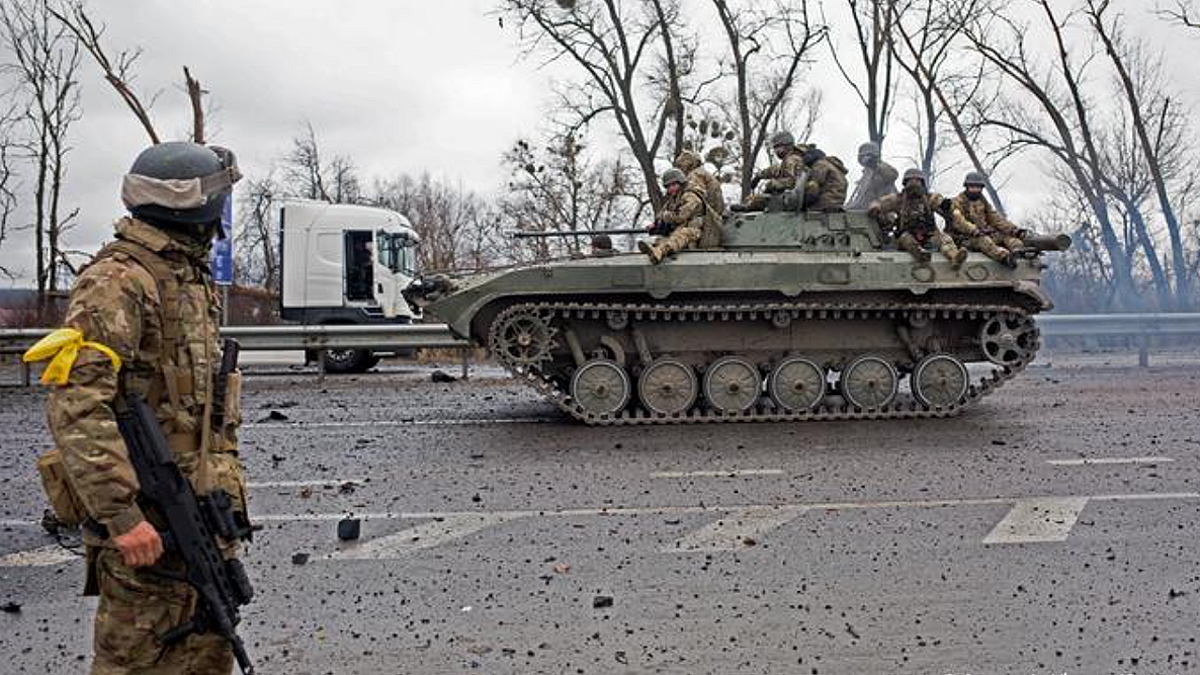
[839,355,899,410]
[769,357,826,412]
[911,354,969,408]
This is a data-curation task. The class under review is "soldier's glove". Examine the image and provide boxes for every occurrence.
[1016,228,1028,239]
[939,198,953,212]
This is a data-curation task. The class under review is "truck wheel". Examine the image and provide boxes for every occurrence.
[321,348,374,374]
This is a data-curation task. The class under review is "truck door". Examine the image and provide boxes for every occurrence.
[344,230,374,303]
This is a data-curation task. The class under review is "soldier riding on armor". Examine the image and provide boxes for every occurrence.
[950,171,1025,267]
[638,168,708,264]
[867,168,971,269]
[732,131,805,212]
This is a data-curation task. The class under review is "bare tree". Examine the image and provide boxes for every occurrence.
[1,0,81,303]
[499,133,646,260]
[0,100,19,279]
[282,122,361,203]
[1086,0,1191,307]
[372,173,499,272]
[1156,0,1200,30]
[499,0,698,208]
[963,1,1139,309]
[825,0,899,147]
[233,174,279,290]
[890,0,1006,210]
[710,0,825,199]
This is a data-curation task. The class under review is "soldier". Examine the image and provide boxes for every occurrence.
[34,142,247,674]
[639,168,705,264]
[589,233,615,257]
[799,145,849,212]
[951,171,1024,266]
[847,141,898,209]
[673,149,725,247]
[867,168,971,269]
[732,131,804,212]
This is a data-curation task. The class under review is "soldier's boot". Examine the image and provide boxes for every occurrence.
[947,247,968,270]
[729,203,754,212]
[638,240,664,265]
[897,234,932,264]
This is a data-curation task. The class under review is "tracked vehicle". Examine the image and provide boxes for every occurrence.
[408,197,1069,425]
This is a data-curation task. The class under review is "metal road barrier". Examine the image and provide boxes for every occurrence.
[3,314,1200,385]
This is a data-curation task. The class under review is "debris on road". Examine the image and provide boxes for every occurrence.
[291,552,309,566]
[338,518,362,541]
[2,601,21,614]
[431,370,457,383]
[592,595,613,609]
[261,410,289,422]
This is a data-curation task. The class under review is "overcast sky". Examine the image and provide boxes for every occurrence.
[1,0,1197,287]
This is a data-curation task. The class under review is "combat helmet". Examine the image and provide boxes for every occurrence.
[857,141,881,158]
[902,168,927,185]
[963,171,988,187]
[770,131,795,150]
[661,167,687,187]
[674,150,703,173]
[123,141,241,226]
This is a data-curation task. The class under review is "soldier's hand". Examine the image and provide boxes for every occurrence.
[114,520,164,567]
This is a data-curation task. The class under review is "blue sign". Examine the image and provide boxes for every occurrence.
[211,195,234,286]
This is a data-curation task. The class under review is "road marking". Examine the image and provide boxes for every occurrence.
[325,513,527,560]
[1047,456,1174,466]
[982,497,1090,545]
[245,417,554,429]
[0,544,78,567]
[651,469,785,479]
[667,506,806,552]
[247,479,364,489]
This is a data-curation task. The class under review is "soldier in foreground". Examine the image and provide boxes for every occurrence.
[868,168,970,269]
[673,149,726,247]
[732,131,804,212]
[639,168,706,264]
[951,171,1025,266]
[847,141,898,209]
[798,145,849,212]
[30,142,250,674]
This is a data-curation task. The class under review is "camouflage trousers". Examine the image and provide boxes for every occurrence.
[651,225,701,258]
[962,235,1015,262]
[89,547,233,675]
[897,231,963,265]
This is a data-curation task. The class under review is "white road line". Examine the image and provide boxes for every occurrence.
[667,506,806,553]
[982,497,1090,545]
[247,479,364,489]
[651,469,785,479]
[1047,457,1174,466]
[245,417,554,429]
[325,513,527,560]
[0,544,79,567]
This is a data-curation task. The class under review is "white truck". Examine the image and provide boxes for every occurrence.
[279,200,421,372]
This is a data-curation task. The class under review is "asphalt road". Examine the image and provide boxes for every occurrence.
[2,351,1199,675]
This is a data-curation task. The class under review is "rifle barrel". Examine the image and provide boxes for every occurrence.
[511,229,647,239]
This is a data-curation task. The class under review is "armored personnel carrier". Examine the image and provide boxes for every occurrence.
[407,197,1069,425]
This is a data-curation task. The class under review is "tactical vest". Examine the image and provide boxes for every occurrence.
[898,196,936,241]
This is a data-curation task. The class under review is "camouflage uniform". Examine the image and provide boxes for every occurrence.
[801,150,849,212]
[951,192,1025,262]
[674,150,726,247]
[847,161,898,209]
[868,192,971,267]
[743,148,804,211]
[643,184,706,263]
[47,217,246,675]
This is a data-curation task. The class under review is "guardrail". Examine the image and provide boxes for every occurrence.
[3,314,1199,385]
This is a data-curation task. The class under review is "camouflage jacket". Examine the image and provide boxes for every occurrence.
[847,161,898,209]
[868,192,976,240]
[754,150,804,193]
[656,184,707,229]
[952,193,1022,239]
[803,156,849,212]
[46,217,244,541]
[686,167,726,219]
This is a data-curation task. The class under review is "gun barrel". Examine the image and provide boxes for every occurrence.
[511,229,647,239]
[1024,233,1072,252]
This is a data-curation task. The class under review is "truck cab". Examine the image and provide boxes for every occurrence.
[280,200,421,371]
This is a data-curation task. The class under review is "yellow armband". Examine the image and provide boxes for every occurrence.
[22,327,122,386]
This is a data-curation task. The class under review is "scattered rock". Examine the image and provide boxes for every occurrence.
[291,552,309,565]
[592,595,614,609]
[299,487,313,499]
[337,518,361,541]
[261,410,289,422]
[990,439,1007,446]
[471,493,482,503]
[431,370,457,383]
[270,453,286,467]
[1169,588,1187,599]
[338,481,357,495]
[1,601,21,614]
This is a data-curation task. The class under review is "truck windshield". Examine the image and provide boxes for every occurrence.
[376,230,417,276]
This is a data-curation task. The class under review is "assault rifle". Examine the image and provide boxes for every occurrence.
[115,338,256,674]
